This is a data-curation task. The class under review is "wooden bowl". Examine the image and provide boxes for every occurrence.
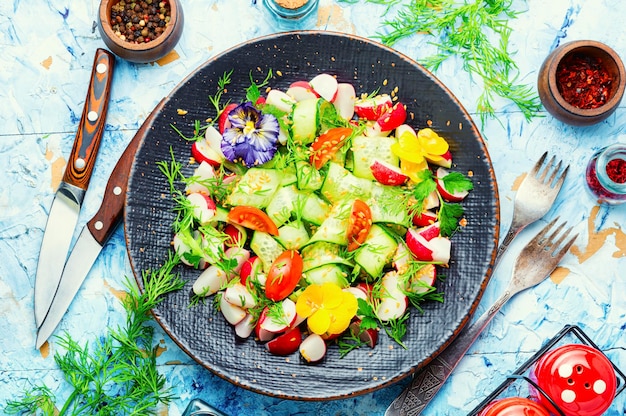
[98,0,183,64]
[537,40,625,126]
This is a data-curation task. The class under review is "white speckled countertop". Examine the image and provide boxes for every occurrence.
[1,0,626,414]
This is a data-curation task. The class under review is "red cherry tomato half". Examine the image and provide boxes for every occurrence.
[479,397,551,416]
[346,199,372,252]
[530,344,617,416]
[309,127,353,170]
[227,206,279,236]
[265,250,303,301]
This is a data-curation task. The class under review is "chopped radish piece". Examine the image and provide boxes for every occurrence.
[265,89,296,113]
[333,83,356,120]
[408,264,437,294]
[309,73,338,102]
[187,192,217,225]
[377,102,407,131]
[370,159,409,186]
[343,286,367,302]
[266,326,302,356]
[234,313,255,339]
[186,161,216,194]
[286,80,319,101]
[406,229,451,264]
[239,256,263,285]
[299,333,326,363]
[173,231,208,269]
[204,125,226,158]
[259,298,298,333]
[436,167,469,202]
[219,293,247,325]
[417,222,441,241]
[393,243,412,274]
[395,123,417,139]
[224,282,257,308]
[193,265,228,296]
[354,94,393,120]
[349,320,379,348]
[423,190,440,210]
[224,223,247,247]
[191,139,223,167]
[223,246,250,277]
[412,209,438,227]
[218,103,237,134]
[376,271,408,321]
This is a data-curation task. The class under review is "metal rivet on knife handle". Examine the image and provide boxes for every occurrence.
[62,48,115,191]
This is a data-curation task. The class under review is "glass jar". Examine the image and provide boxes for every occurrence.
[262,0,319,31]
[585,143,626,204]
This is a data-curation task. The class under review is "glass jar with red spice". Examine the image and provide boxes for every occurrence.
[585,143,626,204]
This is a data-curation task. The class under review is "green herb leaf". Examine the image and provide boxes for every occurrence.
[441,171,474,194]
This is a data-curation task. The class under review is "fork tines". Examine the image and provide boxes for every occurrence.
[535,217,578,258]
[532,151,570,189]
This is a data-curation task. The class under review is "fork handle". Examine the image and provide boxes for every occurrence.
[387,291,513,416]
[495,227,521,268]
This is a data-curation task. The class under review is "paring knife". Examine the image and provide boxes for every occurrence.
[35,98,166,349]
[34,49,115,330]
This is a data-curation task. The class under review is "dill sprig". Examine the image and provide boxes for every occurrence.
[5,254,185,416]
[344,0,541,124]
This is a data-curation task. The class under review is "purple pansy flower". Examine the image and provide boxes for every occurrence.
[221,102,280,167]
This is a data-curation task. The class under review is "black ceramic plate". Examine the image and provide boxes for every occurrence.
[125,31,500,400]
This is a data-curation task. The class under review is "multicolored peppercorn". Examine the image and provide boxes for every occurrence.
[110,0,171,44]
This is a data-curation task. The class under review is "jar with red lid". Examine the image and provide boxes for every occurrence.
[479,397,551,416]
[529,344,617,416]
[586,143,626,204]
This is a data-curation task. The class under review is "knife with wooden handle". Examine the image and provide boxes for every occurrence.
[34,48,115,330]
[35,98,166,348]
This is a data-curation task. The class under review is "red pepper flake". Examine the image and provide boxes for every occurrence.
[606,158,626,183]
[556,53,613,109]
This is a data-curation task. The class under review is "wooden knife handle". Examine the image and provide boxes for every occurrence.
[62,48,115,189]
[86,98,166,245]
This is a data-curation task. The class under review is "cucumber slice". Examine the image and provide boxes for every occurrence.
[307,201,351,246]
[320,162,372,204]
[301,241,353,272]
[296,160,323,191]
[265,184,302,227]
[368,182,410,226]
[226,168,282,209]
[354,224,398,278]
[304,264,349,287]
[250,231,284,273]
[291,98,324,144]
[276,221,310,250]
[351,135,398,180]
[302,193,331,226]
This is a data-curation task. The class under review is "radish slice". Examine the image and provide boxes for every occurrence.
[349,320,379,348]
[193,265,228,296]
[354,94,393,120]
[266,326,302,356]
[286,80,319,101]
[309,73,338,102]
[223,246,250,277]
[259,298,298,333]
[333,83,356,120]
[408,264,437,294]
[370,159,409,186]
[234,313,255,339]
[224,282,257,309]
[299,333,327,363]
[436,167,469,202]
[187,192,217,225]
[186,161,216,194]
[266,89,296,113]
[219,293,247,325]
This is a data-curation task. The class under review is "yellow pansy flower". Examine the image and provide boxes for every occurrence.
[296,283,358,336]
[391,128,449,181]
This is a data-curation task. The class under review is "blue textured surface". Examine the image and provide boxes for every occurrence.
[1,0,626,414]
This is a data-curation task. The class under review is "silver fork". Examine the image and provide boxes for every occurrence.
[385,218,578,416]
[494,152,569,269]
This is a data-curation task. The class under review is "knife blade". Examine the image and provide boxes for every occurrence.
[34,48,115,329]
[35,98,166,349]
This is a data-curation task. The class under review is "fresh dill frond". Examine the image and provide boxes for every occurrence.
[347,0,541,124]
